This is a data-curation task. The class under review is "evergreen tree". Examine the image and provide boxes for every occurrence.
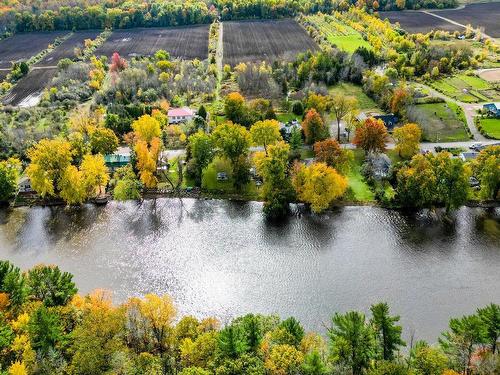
[370,302,406,360]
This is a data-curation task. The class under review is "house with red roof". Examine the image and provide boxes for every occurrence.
[168,107,195,124]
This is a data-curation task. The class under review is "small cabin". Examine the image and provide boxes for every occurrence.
[18,176,33,193]
[168,107,195,124]
[104,153,131,172]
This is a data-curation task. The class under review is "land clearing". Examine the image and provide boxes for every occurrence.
[380,11,461,34]
[94,26,209,60]
[223,19,319,66]
[2,68,57,107]
[0,31,68,68]
[478,117,500,139]
[307,14,371,52]
[37,30,101,66]
[406,102,469,142]
[477,68,500,82]
[430,3,500,38]
[329,82,379,111]
[430,74,500,103]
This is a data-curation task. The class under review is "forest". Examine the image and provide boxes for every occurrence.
[0,260,497,375]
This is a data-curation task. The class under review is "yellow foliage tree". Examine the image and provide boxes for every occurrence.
[132,115,163,188]
[80,154,110,197]
[393,123,422,159]
[265,344,304,375]
[250,119,282,154]
[59,165,86,205]
[8,362,27,375]
[132,114,161,143]
[292,162,348,213]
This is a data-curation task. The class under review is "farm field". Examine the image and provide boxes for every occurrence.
[478,117,500,139]
[0,31,68,68]
[430,74,500,103]
[307,14,371,52]
[380,11,461,34]
[37,30,101,66]
[94,26,209,60]
[2,68,57,107]
[223,19,319,66]
[407,102,469,142]
[430,2,500,37]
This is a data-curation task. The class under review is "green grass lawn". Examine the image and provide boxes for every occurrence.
[479,118,500,139]
[276,112,300,123]
[408,102,469,142]
[430,74,499,103]
[346,149,375,202]
[328,82,380,111]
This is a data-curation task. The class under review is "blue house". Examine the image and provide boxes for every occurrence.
[357,112,399,131]
[483,103,500,118]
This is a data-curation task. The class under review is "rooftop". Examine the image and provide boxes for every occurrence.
[168,107,195,117]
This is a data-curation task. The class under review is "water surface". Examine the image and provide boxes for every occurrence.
[0,199,498,342]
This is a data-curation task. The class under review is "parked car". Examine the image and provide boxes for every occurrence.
[469,143,483,151]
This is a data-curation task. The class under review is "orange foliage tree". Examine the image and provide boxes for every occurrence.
[353,117,388,154]
[301,109,328,145]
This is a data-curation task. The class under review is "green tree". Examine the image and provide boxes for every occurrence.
[0,158,21,203]
[412,343,448,375]
[279,317,305,348]
[224,92,248,126]
[472,145,499,200]
[29,305,63,354]
[328,311,375,375]
[439,314,486,373]
[254,141,294,218]
[218,324,247,359]
[477,303,500,353]
[367,360,411,375]
[0,260,28,307]
[330,94,358,142]
[27,264,77,307]
[302,350,328,375]
[188,131,214,186]
[113,165,141,201]
[240,314,263,353]
[370,302,405,360]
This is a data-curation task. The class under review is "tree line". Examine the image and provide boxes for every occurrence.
[0,260,497,374]
[0,0,458,33]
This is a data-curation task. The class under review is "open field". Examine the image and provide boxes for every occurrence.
[0,31,68,69]
[223,19,319,66]
[329,82,379,111]
[2,68,57,107]
[430,74,500,103]
[37,31,101,66]
[477,68,500,82]
[94,26,209,60]
[407,102,469,141]
[430,3,500,37]
[478,117,500,139]
[380,11,461,34]
[307,15,371,52]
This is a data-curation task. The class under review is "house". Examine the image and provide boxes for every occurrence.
[18,176,33,193]
[168,107,195,124]
[356,112,399,131]
[279,120,302,140]
[104,153,131,172]
[483,103,500,118]
[366,153,392,179]
[459,152,478,161]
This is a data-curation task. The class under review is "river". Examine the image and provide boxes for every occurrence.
[0,199,499,343]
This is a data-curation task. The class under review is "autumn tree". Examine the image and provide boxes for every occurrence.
[292,162,348,213]
[254,141,294,218]
[26,138,73,197]
[472,145,499,200]
[80,154,110,197]
[132,115,162,188]
[0,158,21,203]
[330,94,358,142]
[393,123,422,159]
[212,122,252,189]
[110,52,127,72]
[250,120,282,155]
[224,92,248,126]
[302,109,328,145]
[353,118,388,154]
[89,127,119,155]
[313,138,353,174]
[265,344,304,375]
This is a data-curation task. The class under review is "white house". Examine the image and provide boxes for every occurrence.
[18,176,33,193]
[168,107,195,124]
